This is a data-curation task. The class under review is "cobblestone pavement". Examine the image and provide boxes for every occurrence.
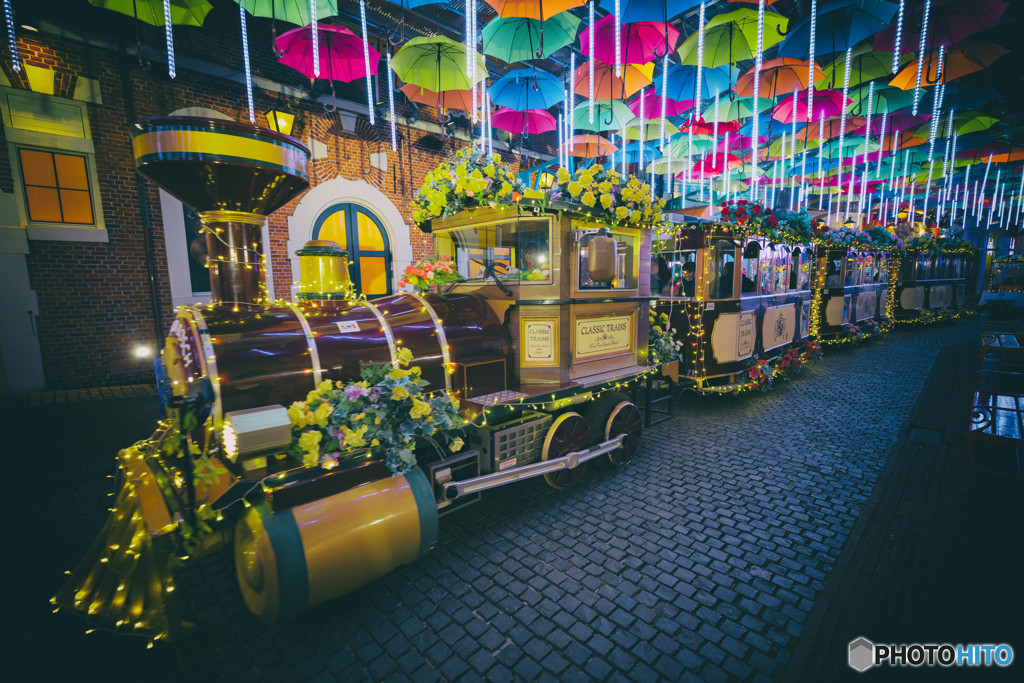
[5,322,981,682]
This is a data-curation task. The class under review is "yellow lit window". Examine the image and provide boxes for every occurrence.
[19,149,94,225]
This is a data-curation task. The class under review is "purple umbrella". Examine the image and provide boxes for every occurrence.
[276,23,380,82]
[491,107,557,135]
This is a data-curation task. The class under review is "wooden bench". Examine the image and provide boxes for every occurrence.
[965,370,1024,490]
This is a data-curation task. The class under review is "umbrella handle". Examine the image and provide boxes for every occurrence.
[776,23,788,37]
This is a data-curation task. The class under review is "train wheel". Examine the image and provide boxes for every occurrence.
[605,401,643,466]
[582,392,632,469]
[541,412,591,489]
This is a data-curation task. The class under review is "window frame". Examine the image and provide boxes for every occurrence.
[313,202,393,298]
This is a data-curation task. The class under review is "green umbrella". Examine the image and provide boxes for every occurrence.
[482,12,581,63]
[817,44,914,90]
[573,100,632,132]
[88,0,214,26]
[624,117,680,141]
[846,85,918,115]
[820,138,881,159]
[767,136,819,157]
[908,110,999,138]
[391,36,488,93]
[703,96,774,122]
[677,9,788,68]
[668,135,717,157]
[235,0,338,26]
[731,164,766,181]
[646,156,692,175]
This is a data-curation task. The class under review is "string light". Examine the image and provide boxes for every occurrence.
[912,0,931,116]
[875,111,888,181]
[311,0,320,77]
[589,1,595,123]
[639,87,645,172]
[835,47,852,224]
[239,5,254,123]
[360,0,374,125]
[614,0,621,76]
[750,0,766,200]
[466,0,473,118]
[3,0,17,72]
[472,0,478,123]
[892,0,905,74]
[695,1,706,116]
[807,0,816,117]
[857,82,875,216]
[163,0,175,79]
[387,53,397,151]
[660,52,668,153]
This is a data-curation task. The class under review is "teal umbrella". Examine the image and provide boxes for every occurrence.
[668,135,716,157]
[573,100,632,132]
[482,12,581,63]
[702,96,774,122]
[820,137,881,159]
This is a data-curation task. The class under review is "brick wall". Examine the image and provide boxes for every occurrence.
[4,4,539,390]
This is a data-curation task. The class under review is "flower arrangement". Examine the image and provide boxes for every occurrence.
[286,348,464,473]
[738,340,823,393]
[994,255,1024,265]
[745,357,774,391]
[398,256,462,292]
[717,202,816,245]
[412,146,525,224]
[648,305,682,364]
[536,165,667,226]
[866,225,904,251]
[719,199,774,229]
[906,235,978,255]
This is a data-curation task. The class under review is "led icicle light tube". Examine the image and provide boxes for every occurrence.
[942,115,954,178]
[750,0,766,199]
[163,0,175,79]
[589,1,595,123]
[835,47,852,216]
[660,52,668,150]
[4,0,18,73]
[807,0,816,117]
[360,0,374,124]
[875,111,888,181]
[695,1,706,117]
[639,88,645,172]
[240,5,254,123]
[912,0,931,116]
[614,0,621,77]
[858,82,875,215]
[311,0,320,77]
[472,0,478,123]
[978,154,992,219]
[893,0,905,74]
[387,53,397,151]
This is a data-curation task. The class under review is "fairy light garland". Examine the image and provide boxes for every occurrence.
[750,0,766,199]
[695,1,706,116]
[614,0,621,76]
[163,0,176,79]
[893,0,905,74]
[360,0,374,124]
[387,53,397,151]
[3,0,18,73]
[239,5,254,123]
[589,1,595,123]
[912,0,931,116]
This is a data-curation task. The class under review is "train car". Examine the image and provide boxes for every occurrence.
[55,117,658,641]
[652,214,815,392]
[980,255,1024,313]
[813,247,892,340]
[893,237,973,322]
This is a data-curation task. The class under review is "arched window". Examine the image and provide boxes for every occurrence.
[313,203,393,297]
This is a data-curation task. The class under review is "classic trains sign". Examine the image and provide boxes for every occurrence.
[574,315,634,360]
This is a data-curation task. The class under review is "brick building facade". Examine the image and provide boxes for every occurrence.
[0,0,538,392]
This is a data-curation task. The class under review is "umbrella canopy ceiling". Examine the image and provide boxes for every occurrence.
[88,0,213,26]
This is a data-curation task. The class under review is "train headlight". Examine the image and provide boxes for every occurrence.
[222,406,292,464]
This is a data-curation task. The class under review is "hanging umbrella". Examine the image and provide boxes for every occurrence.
[677,8,789,68]
[820,137,881,159]
[401,84,473,110]
[734,58,823,99]
[772,89,851,124]
[573,100,633,132]
[581,15,680,65]
[690,153,744,177]
[682,117,739,136]
[817,44,913,90]
[623,117,680,141]
[820,116,867,139]
[629,95,692,118]
[847,84,919,116]
[646,156,692,174]
[768,136,820,157]
[488,67,563,110]
[656,63,732,102]
[276,24,380,81]
[491,107,557,134]
[873,0,1009,53]
[90,0,214,25]
[234,0,337,25]
[890,41,1009,90]
[921,85,997,111]
[392,36,487,93]
[908,111,999,139]
[484,0,586,20]
[574,61,654,99]
[482,12,581,63]
[731,164,767,181]
[870,110,930,134]
[717,134,770,153]
[598,0,700,23]
[778,0,898,60]
[562,133,618,157]
[704,97,774,122]
[608,140,661,165]
[668,135,717,157]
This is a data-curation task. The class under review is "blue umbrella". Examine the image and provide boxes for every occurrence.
[655,63,733,102]
[488,68,564,111]
[778,0,899,60]
[598,0,699,24]
[607,140,660,166]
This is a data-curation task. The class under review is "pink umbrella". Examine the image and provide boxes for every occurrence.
[771,89,851,124]
[629,95,692,118]
[681,116,739,135]
[580,15,679,65]
[690,153,743,177]
[276,24,381,82]
[491,107,557,134]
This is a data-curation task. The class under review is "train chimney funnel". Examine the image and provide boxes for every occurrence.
[132,116,310,309]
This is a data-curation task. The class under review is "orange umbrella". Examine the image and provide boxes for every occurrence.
[400,84,472,110]
[484,0,585,21]
[820,116,866,139]
[889,40,1009,90]
[561,134,618,158]
[734,58,823,99]
[573,61,654,99]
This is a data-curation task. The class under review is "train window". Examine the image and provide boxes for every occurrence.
[798,249,812,290]
[435,218,551,283]
[657,250,696,297]
[901,256,915,282]
[825,254,843,288]
[845,252,856,286]
[707,239,736,299]
[581,230,636,290]
[772,247,789,294]
[877,254,887,283]
[918,254,932,280]
[741,241,760,296]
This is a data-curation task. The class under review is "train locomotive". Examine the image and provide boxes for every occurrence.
[55,117,658,640]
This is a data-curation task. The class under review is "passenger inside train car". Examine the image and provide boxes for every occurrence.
[677,262,696,297]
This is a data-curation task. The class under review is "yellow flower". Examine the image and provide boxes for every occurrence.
[629,210,641,223]
[615,206,629,221]
[567,181,583,197]
[621,188,634,202]
[470,169,484,180]
[455,164,467,177]
[396,347,414,366]
[600,194,613,210]
[449,437,465,452]
[556,168,571,184]
[491,153,501,163]
[388,368,409,380]
[375,416,382,424]
[287,403,307,428]
[298,430,322,467]
[391,385,410,401]
[314,402,333,427]
[581,191,596,207]
[342,425,368,448]
[306,390,319,402]
[353,412,366,421]
[410,399,432,419]
[642,193,653,206]
[484,164,496,177]
[370,439,380,447]
[598,181,612,194]
[317,379,333,394]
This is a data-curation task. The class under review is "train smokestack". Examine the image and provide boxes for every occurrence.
[131,116,310,309]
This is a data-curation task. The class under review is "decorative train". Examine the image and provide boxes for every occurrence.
[55,118,976,642]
